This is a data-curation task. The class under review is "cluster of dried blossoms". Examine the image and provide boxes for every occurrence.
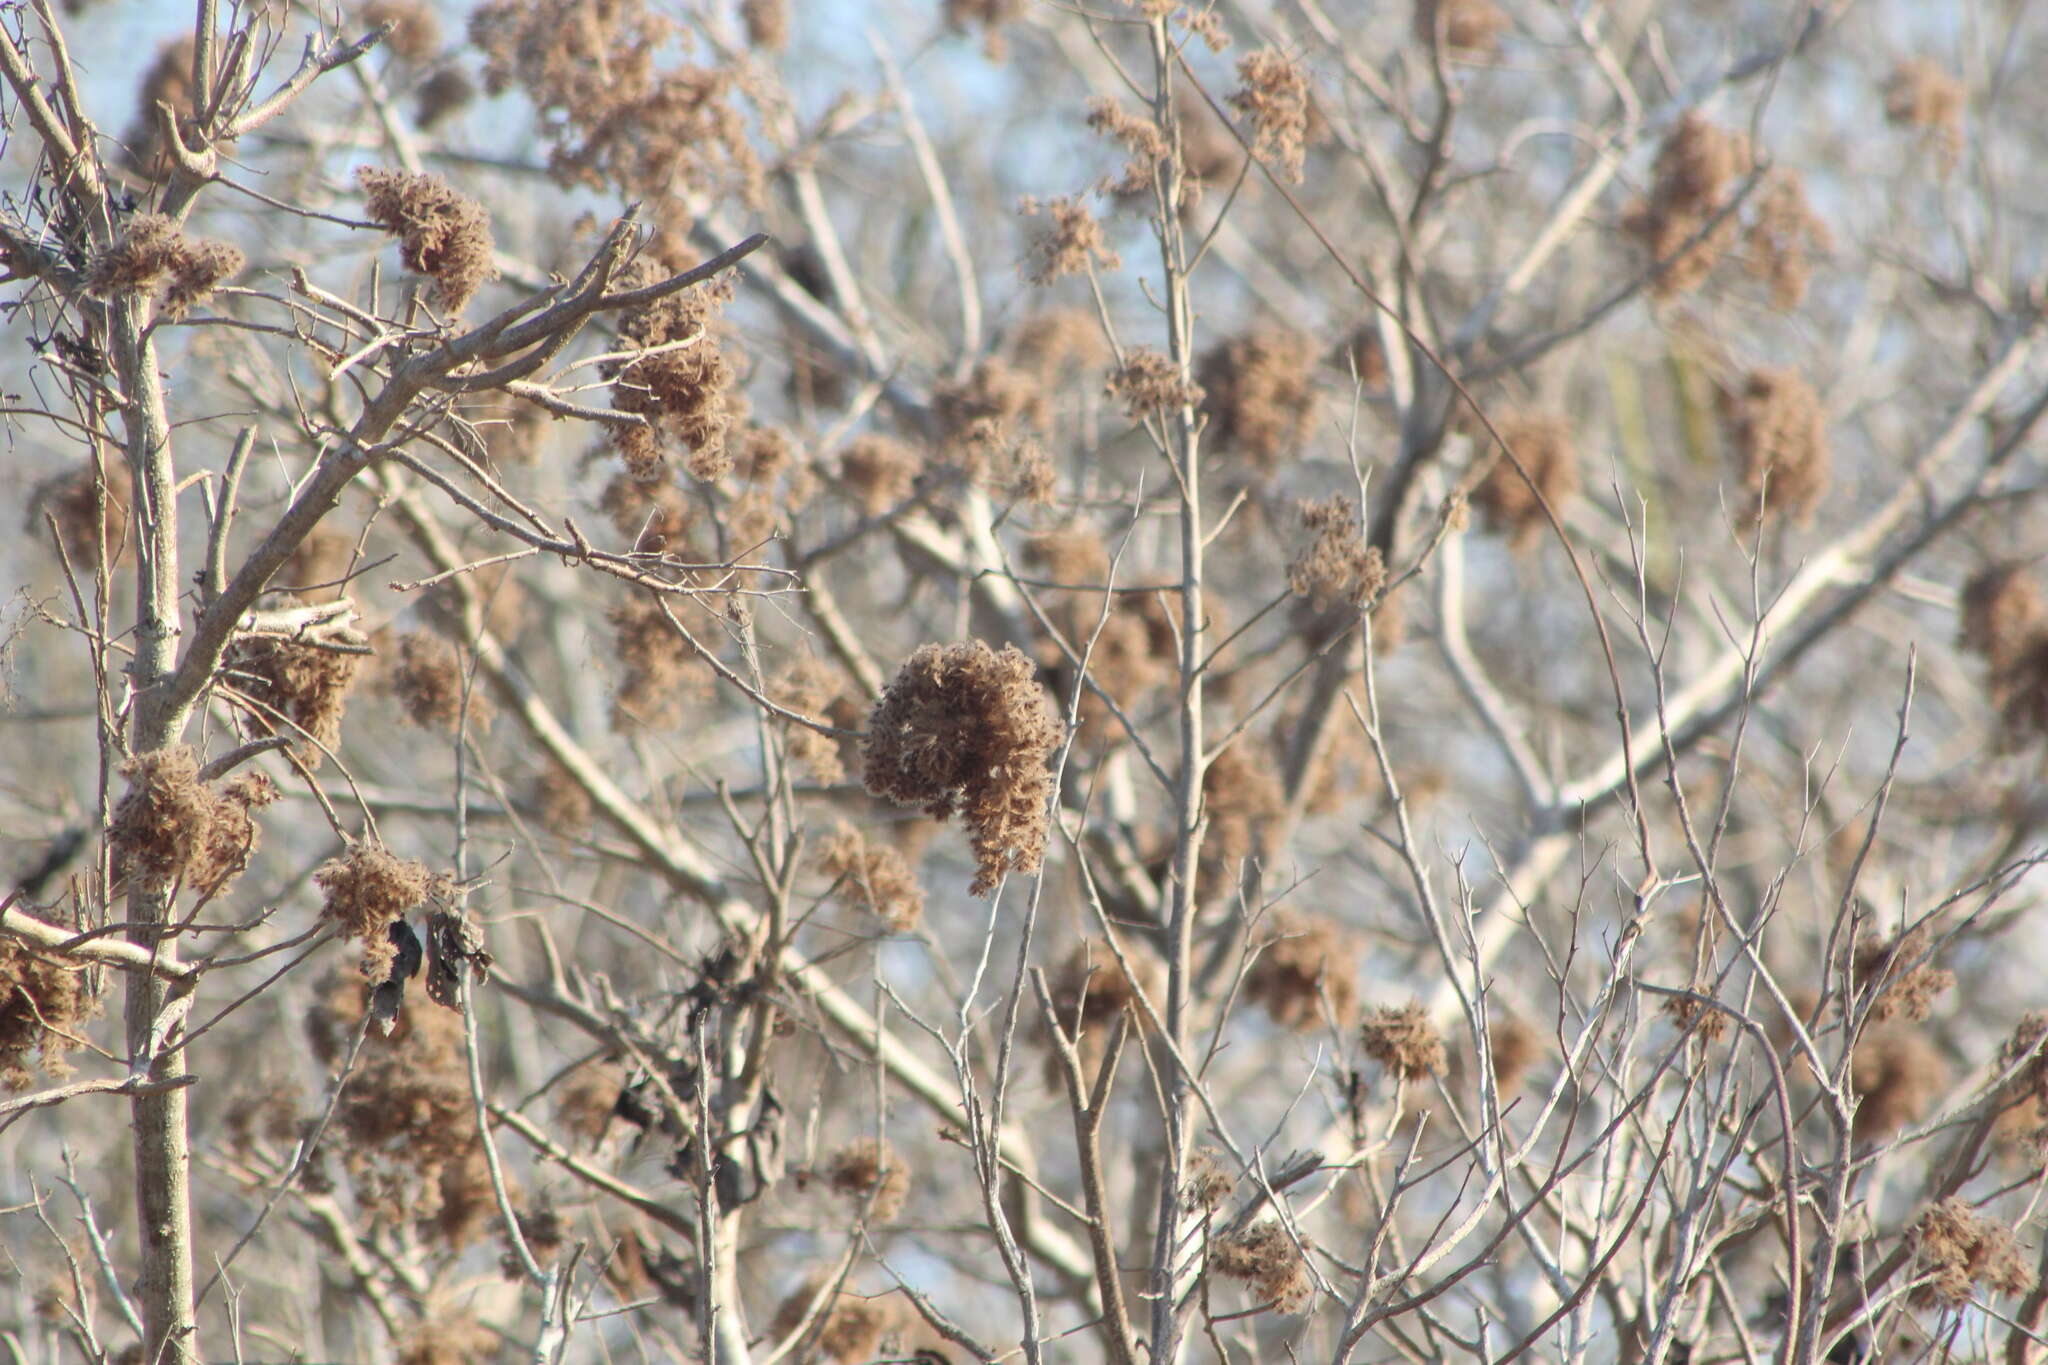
[1360,1001,1447,1083]
[224,626,368,763]
[861,641,1060,893]
[1287,496,1385,608]
[770,658,852,785]
[314,842,445,981]
[606,271,739,482]
[1471,411,1578,550]
[1228,49,1312,181]
[1720,366,1830,524]
[1198,327,1321,470]
[26,456,131,567]
[1209,1220,1314,1313]
[108,746,278,898]
[390,632,490,733]
[1849,1023,1948,1142]
[606,589,708,731]
[1021,194,1120,285]
[84,213,242,319]
[821,1138,910,1221]
[1040,937,1163,1082]
[1023,526,1173,730]
[1884,57,1966,161]
[1852,925,1956,1023]
[1109,347,1205,419]
[356,167,496,314]
[1413,0,1509,54]
[766,1280,905,1365]
[1907,1199,2034,1309]
[1242,910,1360,1030]
[0,936,97,1089]
[817,822,924,932]
[1623,112,1748,298]
[1958,565,2048,746]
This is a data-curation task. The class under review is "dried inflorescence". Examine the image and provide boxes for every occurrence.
[1851,1025,1948,1142]
[1413,0,1508,54]
[1022,194,1120,285]
[305,971,497,1248]
[1288,496,1384,609]
[1333,323,1389,388]
[1721,367,1829,524]
[1228,49,1311,181]
[943,0,1024,60]
[2000,1013,2048,1114]
[1,937,96,1090]
[1488,1014,1540,1094]
[1184,1149,1234,1210]
[1361,1002,1447,1083]
[280,528,358,602]
[123,37,197,180]
[108,746,277,897]
[1742,170,1831,309]
[767,1281,905,1364]
[607,590,706,730]
[391,632,491,733]
[823,1138,909,1221]
[607,273,738,480]
[530,763,594,837]
[1088,96,1170,199]
[1044,937,1163,1045]
[1012,309,1111,384]
[1209,1221,1314,1314]
[772,658,850,785]
[1243,910,1359,1030]
[225,626,366,764]
[1884,58,1965,160]
[933,358,1047,476]
[600,470,695,553]
[1622,113,1749,298]
[1199,328,1320,469]
[1472,412,1578,550]
[84,214,243,320]
[360,0,442,62]
[819,823,924,932]
[1203,744,1285,875]
[862,641,1060,893]
[1908,1199,2033,1309]
[836,434,924,514]
[1853,926,1955,1023]
[315,843,443,982]
[357,167,496,314]
[395,1315,498,1365]
[1109,348,1204,420]
[471,0,760,207]
[740,0,788,49]
[28,457,131,568]
[1958,565,2048,746]
[415,67,477,128]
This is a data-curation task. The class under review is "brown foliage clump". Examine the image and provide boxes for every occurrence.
[1743,170,1831,309]
[1045,937,1162,1042]
[819,823,924,932]
[823,1138,910,1221]
[2000,1012,2048,1114]
[1333,324,1388,388]
[122,37,197,181]
[108,746,276,897]
[279,528,358,602]
[391,632,491,733]
[600,470,695,554]
[1228,49,1311,182]
[1622,113,1749,298]
[1721,367,1829,524]
[28,457,131,569]
[768,1280,905,1364]
[1488,1014,1540,1094]
[1288,496,1385,609]
[862,641,1060,893]
[607,274,738,481]
[1022,194,1120,285]
[837,434,924,515]
[414,67,477,128]
[1184,1149,1234,1209]
[470,0,760,206]
[1853,925,1955,1023]
[1088,96,1170,199]
[305,972,496,1248]
[943,0,1024,61]
[1109,347,1205,420]
[1908,1199,2033,1309]
[1850,1025,1948,1142]
[84,214,243,320]
[1203,744,1285,874]
[1361,1002,1447,1083]
[1199,328,1320,469]
[1958,565,2048,746]
[1473,412,1578,550]
[1413,0,1508,54]
[356,167,496,314]
[772,658,851,785]
[1243,911,1359,1030]
[395,1315,497,1365]
[1,937,96,1090]
[1012,309,1111,381]
[1210,1221,1314,1313]
[1022,526,1172,728]
[607,590,707,730]
[530,763,593,838]
[933,358,1047,476]
[359,0,442,62]
[226,626,366,764]
[1884,58,1965,159]
[315,843,442,982]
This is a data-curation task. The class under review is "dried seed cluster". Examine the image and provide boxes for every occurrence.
[392,632,491,733]
[1958,565,2048,747]
[1721,367,1829,524]
[1243,910,1359,1030]
[1622,113,1747,298]
[1288,496,1385,609]
[108,746,278,897]
[823,1138,909,1221]
[85,213,243,319]
[357,167,496,314]
[1227,49,1311,181]
[27,457,131,567]
[862,641,1060,893]
[1413,0,1508,54]
[1022,194,1120,285]
[1908,1199,2033,1309]
[1361,1002,1446,1083]
[1198,327,1320,469]
[767,1281,905,1364]
[1472,412,1578,550]
[1884,58,1965,159]
[1109,347,1205,419]
[315,842,444,982]
[225,627,367,765]
[607,590,707,731]
[819,822,924,932]
[1851,1025,1947,1142]
[1210,1221,1313,1313]
[1852,926,1955,1023]
[1,937,97,1090]
[606,273,738,481]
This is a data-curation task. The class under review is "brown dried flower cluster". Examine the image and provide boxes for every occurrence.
[1,936,96,1090]
[1488,1014,1540,1094]
[837,434,924,515]
[84,213,243,319]
[608,275,738,481]
[823,1138,909,1221]
[530,762,593,837]
[933,358,1047,476]
[122,37,196,180]
[819,823,924,932]
[28,457,131,567]
[414,68,477,129]
[943,0,1024,61]
[1958,565,2048,746]
[1022,194,1120,285]
[1721,367,1829,524]
[767,1280,905,1364]
[2000,1012,2048,1114]
[1109,348,1204,420]
[305,972,498,1248]
[1199,327,1320,469]
[1907,1199,2033,1309]
[359,0,442,62]
[1228,49,1311,181]
[1472,412,1578,550]
[1623,113,1748,298]
[1742,171,1831,309]
[607,590,706,730]
[600,470,696,554]
[1087,96,1170,199]
[1361,1001,1446,1083]
[1853,926,1955,1023]
[391,632,491,733]
[395,1316,498,1365]
[1203,744,1285,876]
[471,0,760,207]
[1043,937,1163,1048]
[1183,1149,1234,1209]
[357,167,496,314]
[1243,910,1359,1030]
[1334,323,1389,388]
[861,641,1060,893]
[1023,526,1172,729]
[315,843,443,981]
[279,528,357,602]
[225,626,366,764]
[109,746,278,898]
[770,658,850,785]
[1288,496,1385,609]
[1850,1025,1947,1142]
[740,0,788,49]
[1884,58,1965,159]
[1210,1221,1313,1313]
[1413,0,1508,54]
